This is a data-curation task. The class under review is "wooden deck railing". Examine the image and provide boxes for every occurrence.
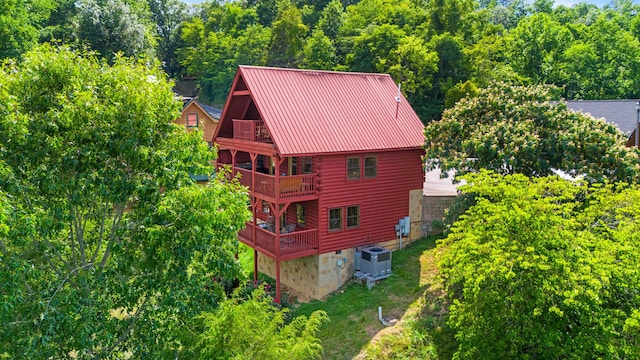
[254,172,277,198]
[232,119,272,142]
[238,224,318,258]
[234,167,252,188]
[233,167,317,199]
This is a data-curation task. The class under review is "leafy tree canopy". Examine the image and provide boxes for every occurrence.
[192,287,329,359]
[0,0,54,59]
[76,0,157,62]
[424,83,640,183]
[267,0,308,67]
[0,45,251,358]
[439,171,640,359]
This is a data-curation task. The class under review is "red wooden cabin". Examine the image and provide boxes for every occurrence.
[212,66,425,301]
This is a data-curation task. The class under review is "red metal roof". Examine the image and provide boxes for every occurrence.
[235,66,425,156]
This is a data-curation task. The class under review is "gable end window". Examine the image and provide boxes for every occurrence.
[329,208,342,231]
[364,156,377,178]
[346,206,360,228]
[186,113,198,127]
[347,157,360,180]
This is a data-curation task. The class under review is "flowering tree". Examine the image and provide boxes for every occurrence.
[424,83,640,183]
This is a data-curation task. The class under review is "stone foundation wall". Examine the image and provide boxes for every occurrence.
[317,249,356,299]
[258,248,357,301]
[258,255,318,300]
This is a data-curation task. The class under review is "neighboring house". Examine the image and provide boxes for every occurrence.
[177,98,222,146]
[213,66,425,302]
[566,100,640,148]
[176,99,221,182]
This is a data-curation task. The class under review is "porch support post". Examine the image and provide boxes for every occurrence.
[273,155,286,303]
[275,259,281,303]
[253,249,258,285]
[251,197,258,245]
[250,153,258,245]
[275,206,281,257]
[250,153,257,190]
[230,149,237,172]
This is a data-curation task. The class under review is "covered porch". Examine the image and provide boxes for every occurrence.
[216,146,319,202]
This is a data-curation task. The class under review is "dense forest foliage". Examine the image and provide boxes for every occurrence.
[2,0,640,358]
[2,0,640,120]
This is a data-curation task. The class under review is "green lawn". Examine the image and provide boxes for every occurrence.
[238,242,255,273]
[290,236,457,359]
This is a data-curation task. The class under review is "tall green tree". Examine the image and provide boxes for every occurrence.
[148,0,187,76]
[425,0,475,36]
[246,0,278,27]
[425,32,470,119]
[267,0,308,67]
[387,35,439,119]
[503,13,572,84]
[40,0,78,44]
[439,171,640,359]
[0,0,54,59]
[302,29,337,70]
[176,1,270,104]
[76,0,157,61]
[317,0,344,41]
[576,14,640,99]
[424,83,640,183]
[0,45,251,358]
[175,16,206,78]
[197,24,271,105]
[347,23,405,73]
[559,41,598,99]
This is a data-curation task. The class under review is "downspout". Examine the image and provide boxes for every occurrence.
[336,258,346,290]
[636,101,640,149]
[378,306,397,327]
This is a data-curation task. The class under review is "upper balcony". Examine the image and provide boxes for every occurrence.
[234,167,317,200]
[232,119,272,143]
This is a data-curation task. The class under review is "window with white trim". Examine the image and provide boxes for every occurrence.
[186,113,198,127]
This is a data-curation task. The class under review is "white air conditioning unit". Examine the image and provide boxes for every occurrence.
[360,247,392,279]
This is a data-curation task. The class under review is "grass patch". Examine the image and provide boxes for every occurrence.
[238,242,254,274]
[291,236,456,359]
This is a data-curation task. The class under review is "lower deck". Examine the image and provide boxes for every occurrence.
[238,223,319,261]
